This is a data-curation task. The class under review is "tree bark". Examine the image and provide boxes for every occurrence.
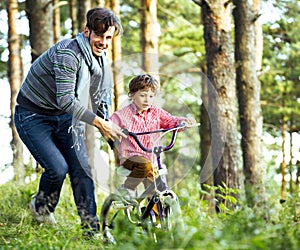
[77,0,91,31]
[201,0,240,212]
[69,0,77,38]
[109,0,123,111]
[53,0,61,43]
[253,0,263,73]
[233,0,266,208]
[94,0,106,7]
[140,0,159,75]
[7,0,24,183]
[26,0,54,61]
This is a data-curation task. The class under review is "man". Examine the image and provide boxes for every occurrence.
[14,7,125,236]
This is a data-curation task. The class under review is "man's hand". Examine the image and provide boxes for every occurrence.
[93,116,127,142]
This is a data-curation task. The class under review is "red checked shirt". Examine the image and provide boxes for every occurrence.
[110,103,185,164]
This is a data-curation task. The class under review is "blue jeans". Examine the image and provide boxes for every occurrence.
[14,105,99,230]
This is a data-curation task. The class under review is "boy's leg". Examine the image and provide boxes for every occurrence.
[122,156,152,191]
[142,166,156,189]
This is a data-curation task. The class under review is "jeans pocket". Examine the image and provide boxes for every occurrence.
[14,107,40,135]
[18,110,37,123]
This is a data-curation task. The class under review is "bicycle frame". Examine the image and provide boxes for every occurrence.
[122,125,181,191]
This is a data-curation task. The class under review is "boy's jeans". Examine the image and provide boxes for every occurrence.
[14,105,99,230]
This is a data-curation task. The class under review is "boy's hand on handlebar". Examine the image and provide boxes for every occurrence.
[93,116,127,142]
[181,116,197,128]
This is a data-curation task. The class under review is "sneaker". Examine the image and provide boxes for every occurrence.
[29,197,57,225]
[81,220,100,239]
[117,185,138,205]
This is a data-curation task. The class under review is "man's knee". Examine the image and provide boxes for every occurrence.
[47,164,68,181]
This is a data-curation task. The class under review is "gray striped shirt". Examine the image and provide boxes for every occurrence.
[17,37,112,125]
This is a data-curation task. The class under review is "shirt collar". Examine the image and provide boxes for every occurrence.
[129,103,152,115]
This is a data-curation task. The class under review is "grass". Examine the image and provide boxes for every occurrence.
[0,173,300,250]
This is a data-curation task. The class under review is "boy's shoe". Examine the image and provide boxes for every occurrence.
[117,185,138,205]
[29,197,57,225]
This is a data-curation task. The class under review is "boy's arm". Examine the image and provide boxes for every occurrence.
[159,108,196,128]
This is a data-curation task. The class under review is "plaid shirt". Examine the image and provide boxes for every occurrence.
[110,103,185,164]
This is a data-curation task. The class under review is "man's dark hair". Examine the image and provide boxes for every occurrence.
[86,8,123,36]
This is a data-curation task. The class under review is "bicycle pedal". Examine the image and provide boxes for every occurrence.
[111,200,127,209]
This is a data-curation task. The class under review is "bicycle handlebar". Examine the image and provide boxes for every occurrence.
[108,122,200,151]
[122,122,189,154]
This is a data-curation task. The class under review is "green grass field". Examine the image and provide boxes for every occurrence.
[0,174,299,250]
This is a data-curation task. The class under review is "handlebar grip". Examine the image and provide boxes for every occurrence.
[108,138,121,150]
[108,128,128,150]
[122,128,129,136]
[107,139,115,150]
[179,121,187,127]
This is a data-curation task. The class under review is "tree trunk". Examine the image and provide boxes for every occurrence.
[233,0,266,208]
[140,0,159,75]
[253,0,263,73]
[94,0,105,7]
[26,0,54,61]
[7,0,24,184]
[109,0,123,111]
[53,0,61,43]
[69,0,77,38]
[201,0,240,212]
[77,0,91,31]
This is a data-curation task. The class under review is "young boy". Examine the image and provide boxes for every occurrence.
[109,74,195,199]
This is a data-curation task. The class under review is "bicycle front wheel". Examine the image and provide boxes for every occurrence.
[159,190,184,233]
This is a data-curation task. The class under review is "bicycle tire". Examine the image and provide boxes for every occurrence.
[157,191,184,234]
[100,193,125,244]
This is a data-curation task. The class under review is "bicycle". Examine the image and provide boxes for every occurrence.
[100,122,198,244]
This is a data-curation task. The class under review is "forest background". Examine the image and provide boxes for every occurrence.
[0,0,300,249]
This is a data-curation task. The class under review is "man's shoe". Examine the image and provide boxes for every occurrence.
[82,230,103,241]
[29,197,57,225]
